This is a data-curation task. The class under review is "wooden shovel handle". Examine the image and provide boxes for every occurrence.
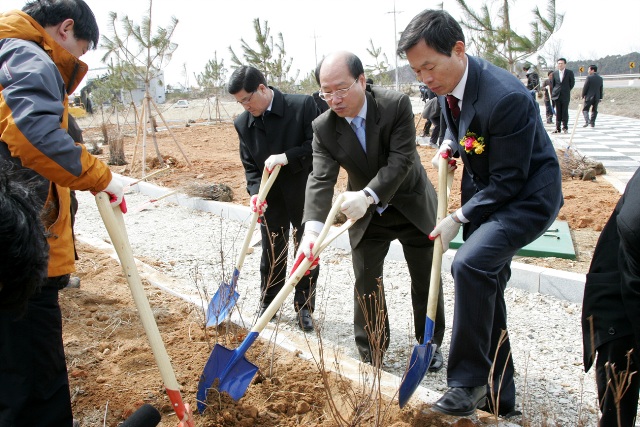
[95,192,194,426]
[426,157,454,320]
[251,194,352,332]
[234,165,281,273]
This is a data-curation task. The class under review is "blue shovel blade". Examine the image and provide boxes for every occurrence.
[196,343,259,413]
[398,341,436,408]
[206,282,239,327]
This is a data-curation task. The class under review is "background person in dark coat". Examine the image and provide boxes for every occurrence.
[582,167,640,427]
[581,65,604,127]
[228,66,320,331]
[398,9,563,417]
[541,70,555,124]
[551,58,575,133]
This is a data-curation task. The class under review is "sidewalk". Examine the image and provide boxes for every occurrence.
[123,176,587,304]
[544,109,640,193]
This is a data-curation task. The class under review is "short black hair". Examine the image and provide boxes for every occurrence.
[23,0,99,49]
[227,65,268,95]
[557,58,567,64]
[548,70,554,76]
[523,64,530,71]
[0,161,49,314]
[589,65,598,72]
[397,9,465,58]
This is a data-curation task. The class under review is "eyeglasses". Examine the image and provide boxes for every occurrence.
[319,79,358,101]
[237,91,256,105]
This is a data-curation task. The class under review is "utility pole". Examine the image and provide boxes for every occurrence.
[387,1,402,91]
[312,31,320,66]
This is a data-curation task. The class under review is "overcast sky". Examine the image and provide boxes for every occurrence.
[4,0,639,89]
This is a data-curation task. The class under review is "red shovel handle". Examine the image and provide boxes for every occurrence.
[166,388,194,426]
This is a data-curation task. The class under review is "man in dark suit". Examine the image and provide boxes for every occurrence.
[581,65,604,127]
[228,66,320,331]
[582,167,640,427]
[398,9,563,417]
[297,51,445,370]
[551,58,575,133]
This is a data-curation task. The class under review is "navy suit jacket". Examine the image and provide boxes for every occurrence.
[442,55,563,245]
[234,87,319,228]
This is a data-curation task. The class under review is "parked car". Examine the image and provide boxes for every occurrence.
[174,99,189,108]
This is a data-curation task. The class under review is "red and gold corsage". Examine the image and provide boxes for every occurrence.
[460,131,485,155]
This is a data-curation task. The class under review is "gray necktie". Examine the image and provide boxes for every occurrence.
[351,116,366,152]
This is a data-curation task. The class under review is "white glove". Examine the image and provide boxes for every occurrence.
[104,177,124,207]
[250,194,267,215]
[264,153,288,172]
[431,139,457,172]
[429,214,462,251]
[340,191,370,221]
[297,230,320,260]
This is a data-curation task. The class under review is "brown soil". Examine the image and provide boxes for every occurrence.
[66,110,621,426]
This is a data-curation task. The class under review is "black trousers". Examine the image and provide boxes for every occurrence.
[595,338,640,427]
[259,224,317,311]
[555,98,570,131]
[0,279,73,427]
[583,99,600,125]
[351,206,445,362]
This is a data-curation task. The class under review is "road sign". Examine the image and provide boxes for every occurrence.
[579,66,584,73]
[631,61,636,69]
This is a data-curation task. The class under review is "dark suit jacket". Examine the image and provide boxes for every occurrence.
[551,68,575,101]
[303,87,436,248]
[234,87,320,228]
[442,55,562,245]
[582,73,604,102]
[582,167,640,371]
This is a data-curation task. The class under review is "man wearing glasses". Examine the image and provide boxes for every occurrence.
[297,51,445,370]
[228,66,320,331]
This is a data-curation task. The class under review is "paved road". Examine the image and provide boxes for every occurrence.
[544,109,640,193]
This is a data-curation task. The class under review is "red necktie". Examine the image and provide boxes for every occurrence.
[446,94,460,120]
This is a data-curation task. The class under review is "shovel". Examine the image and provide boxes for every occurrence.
[130,189,180,213]
[205,165,281,327]
[95,192,194,426]
[398,156,453,408]
[197,195,353,411]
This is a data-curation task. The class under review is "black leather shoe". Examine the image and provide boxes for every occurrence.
[258,303,276,321]
[428,349,444,372]
[583,123,589,127]
[590,123,595,127]
[432,386,487,416]
[552,129,561,134]
[563,128,568,134]
[297,308,313,332]
[478,400,522,418]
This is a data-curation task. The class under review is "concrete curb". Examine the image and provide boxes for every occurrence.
[120,174,587,305]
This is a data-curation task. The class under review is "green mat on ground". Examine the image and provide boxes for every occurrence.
[449,220,576,260]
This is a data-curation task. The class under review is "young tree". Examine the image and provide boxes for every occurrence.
[100,0,190,175]
[228,18,298,92]
[194,52,228,120]
[365,38,392,86]
[456,0,564,73]
[90,62,137,164]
